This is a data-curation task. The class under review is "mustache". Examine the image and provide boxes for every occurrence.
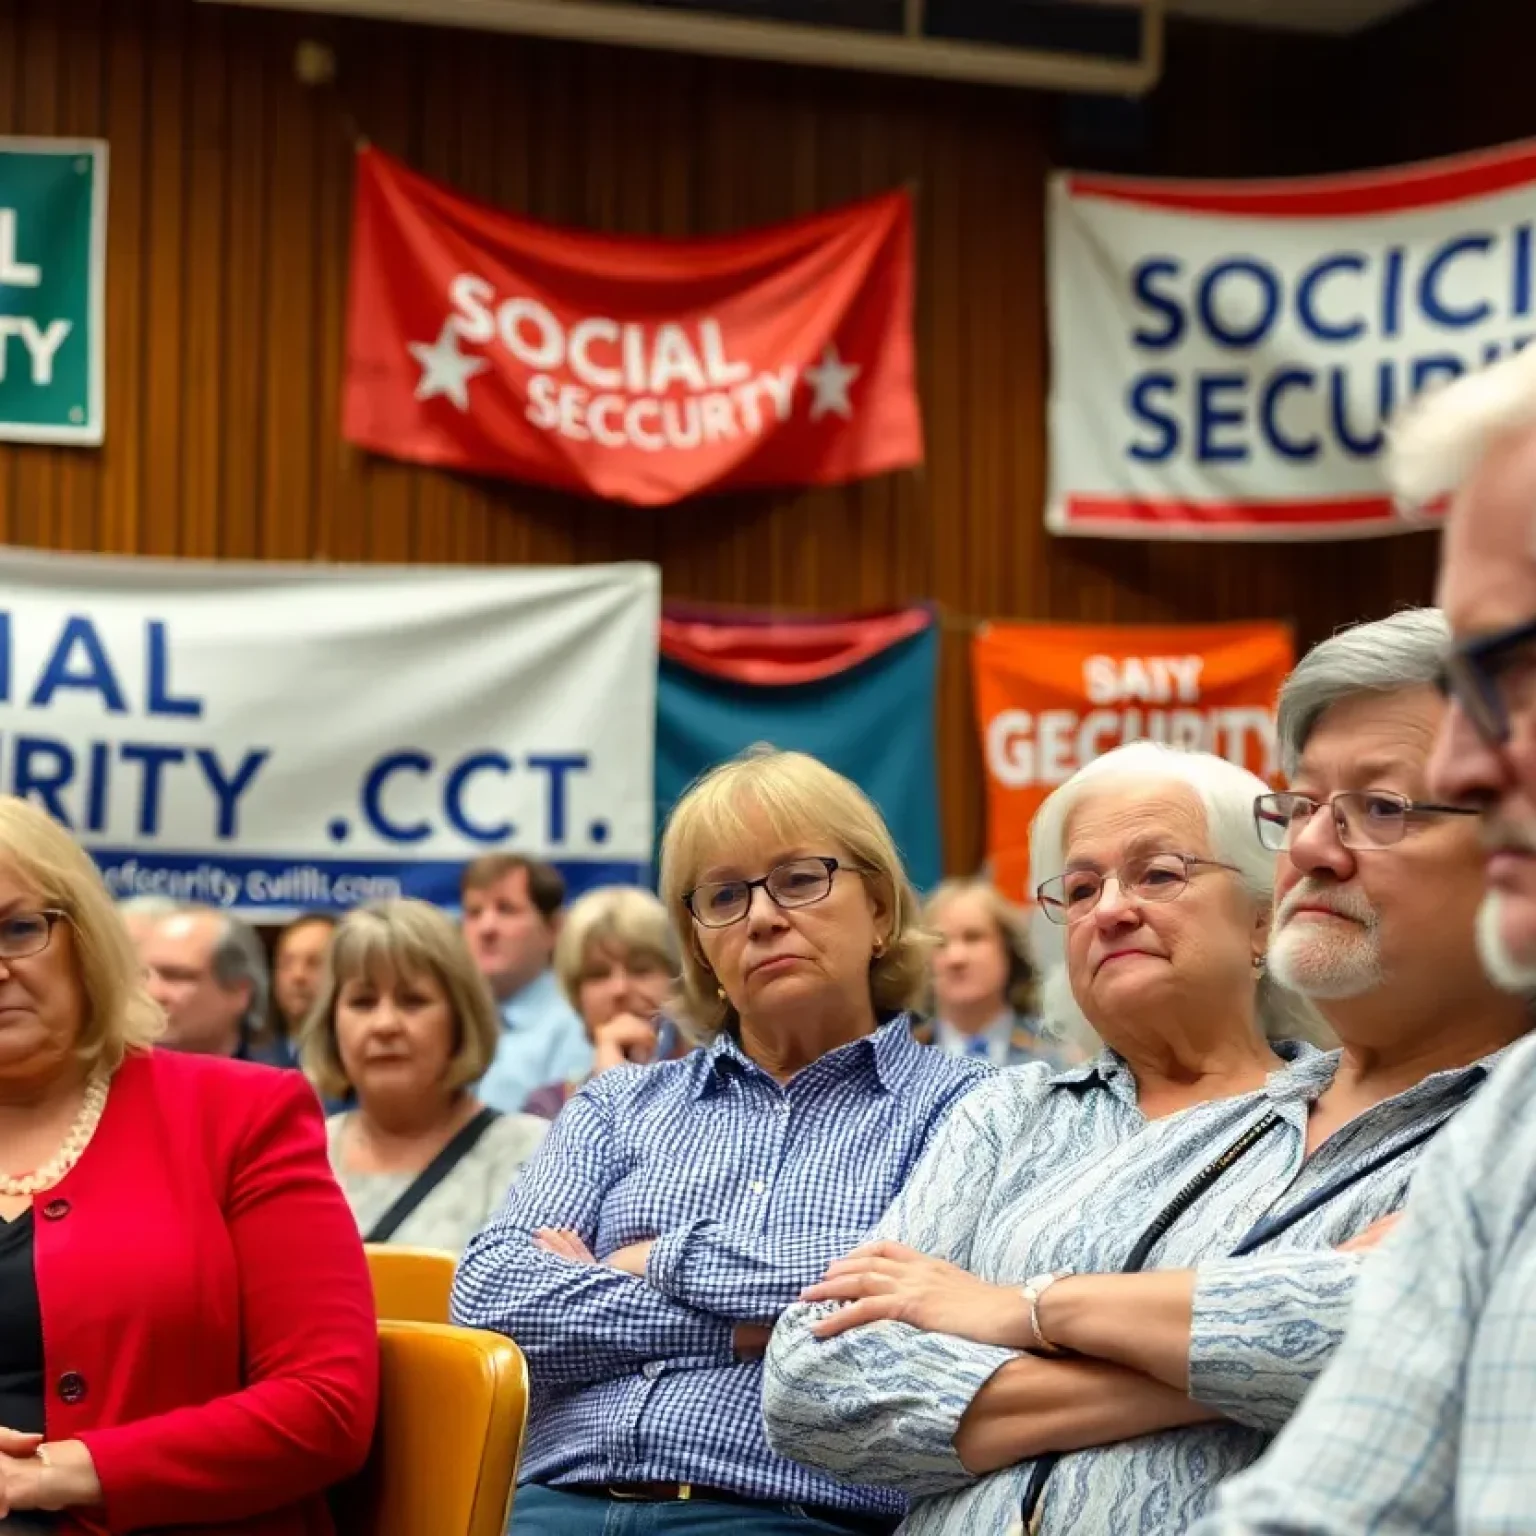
[1276,878,1379,929]
[1481,819,1536,855]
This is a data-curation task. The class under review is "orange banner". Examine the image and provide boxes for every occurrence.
[974,621,1294,901]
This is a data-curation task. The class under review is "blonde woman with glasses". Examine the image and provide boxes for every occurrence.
[0,797,376,1533]
[452,747,990,1536]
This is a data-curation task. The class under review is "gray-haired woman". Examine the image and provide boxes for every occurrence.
[764,720,1521,1535]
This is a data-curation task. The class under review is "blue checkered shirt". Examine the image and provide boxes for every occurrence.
[451,1014,989,1514]
[1190,1030,1536,1536]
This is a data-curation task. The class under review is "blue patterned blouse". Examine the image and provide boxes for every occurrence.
[763,1042,1505,1535]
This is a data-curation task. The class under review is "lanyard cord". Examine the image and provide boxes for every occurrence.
[1228,1077,1480,1256]
[1018,1109,1284,1529]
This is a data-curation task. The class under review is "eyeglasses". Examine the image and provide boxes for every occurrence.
[0,909,67,961]
[1035,853,1238,926]
[1253,790,1477,852]
[684,856,870,929]
[1436,616,1536,747]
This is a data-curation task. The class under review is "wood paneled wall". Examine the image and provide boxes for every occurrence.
[0,0,1510,873]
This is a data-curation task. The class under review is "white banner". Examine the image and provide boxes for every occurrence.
[0,549,660,915]
[1048,138,1536,540]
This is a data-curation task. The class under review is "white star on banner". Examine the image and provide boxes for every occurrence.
[803,344,862,421]
[408,319,489,412]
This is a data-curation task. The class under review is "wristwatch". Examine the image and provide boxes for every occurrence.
[1020,1270,1072,1356]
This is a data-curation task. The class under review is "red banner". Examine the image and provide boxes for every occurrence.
[342,149,923,505]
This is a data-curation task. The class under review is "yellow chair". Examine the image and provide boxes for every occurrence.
[365,1244,459,1324]
[334,1319,529,1536]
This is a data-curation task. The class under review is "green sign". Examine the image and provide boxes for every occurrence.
[0,138,107,445]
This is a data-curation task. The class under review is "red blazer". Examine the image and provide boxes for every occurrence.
[33,1048,379,1535]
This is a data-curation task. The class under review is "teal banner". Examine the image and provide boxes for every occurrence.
[0,138,107,445]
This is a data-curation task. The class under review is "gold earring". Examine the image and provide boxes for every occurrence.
[1253,953,1267,976]
[717,986,727,1001]
[873,938,886,959]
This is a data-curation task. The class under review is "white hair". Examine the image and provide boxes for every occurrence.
[116,893,182,919]
[1276,608,1451,779]
[1388,341,1536,507]
[1027,741,1329,1046]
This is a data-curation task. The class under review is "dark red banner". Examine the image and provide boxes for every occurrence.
[342,149,923,506]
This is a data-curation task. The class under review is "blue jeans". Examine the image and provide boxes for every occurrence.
[509,1485,893,1536]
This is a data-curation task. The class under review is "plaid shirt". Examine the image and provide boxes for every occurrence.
[451,1015,988,1514]
[1191,1031,1536,1536]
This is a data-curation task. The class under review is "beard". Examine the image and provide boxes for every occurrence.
[1475,891,1536,994]
[1268,879,1384,1000]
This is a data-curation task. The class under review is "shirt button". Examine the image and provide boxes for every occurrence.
[641,1361,663,1380]
[751,1180,766,1194]
[41,1199,71,1220]
[57,1372,87,1404]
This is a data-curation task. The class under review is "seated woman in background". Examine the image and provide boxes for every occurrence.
[305,900,548,1252]
[523,885,684,1120]
[0,796,377,1534]
[917,877,1082,1069]
[766,708,1524,1534]
[453,747,992,1536]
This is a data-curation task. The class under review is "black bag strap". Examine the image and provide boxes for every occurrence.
[1018,1110,1284,1531]
[363,1106,500,1245]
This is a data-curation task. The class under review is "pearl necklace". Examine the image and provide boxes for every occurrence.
[1,1073,111,1198]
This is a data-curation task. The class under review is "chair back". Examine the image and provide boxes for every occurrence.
[365,1244,458,1323]
[333,1319,528,1536]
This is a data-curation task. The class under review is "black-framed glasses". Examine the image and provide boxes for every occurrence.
[684,856,870,929]
[1035,853,1238,926]
[1253,790,1477,852]
[1436,616,1536,747]
[0,909,67,961]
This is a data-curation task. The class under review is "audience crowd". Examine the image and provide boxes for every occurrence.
[5,348,1536,1532]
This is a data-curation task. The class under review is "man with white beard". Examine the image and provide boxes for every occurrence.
[1257,609,1525,1153]
[1190,347,1536,1536]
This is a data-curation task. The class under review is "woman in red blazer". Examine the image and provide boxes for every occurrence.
[0,797,379,1534]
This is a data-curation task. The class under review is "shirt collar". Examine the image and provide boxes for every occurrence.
[1052,1038,1327,1110]
[691,1012,923,1099]
[499,968,562,1030]
[935,1010,1014,1055]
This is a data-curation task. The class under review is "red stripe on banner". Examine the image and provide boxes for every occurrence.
[1061,495,1450,529]
[659,606,932,685]
[1063,137,1536,219]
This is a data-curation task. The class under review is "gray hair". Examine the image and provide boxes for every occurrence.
[1277,609,1452,778]
[209,912,270,1037]
[1028,741,1329,1047]
[116,893,182,919]
[1388,341,1536,507]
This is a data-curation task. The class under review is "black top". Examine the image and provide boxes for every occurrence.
[0,1209,45,1435]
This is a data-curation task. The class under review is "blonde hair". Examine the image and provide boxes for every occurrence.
[300,898,501,1101]
[924,878,1038,1015]
[0,797,163,1071]
[658,747,928,1040]
[554,885,679,1016]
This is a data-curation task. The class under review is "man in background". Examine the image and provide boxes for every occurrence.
[116,893,180,959]
[461,854,590,1112]
[142,906,283,1064]
[271,911,338,1039]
